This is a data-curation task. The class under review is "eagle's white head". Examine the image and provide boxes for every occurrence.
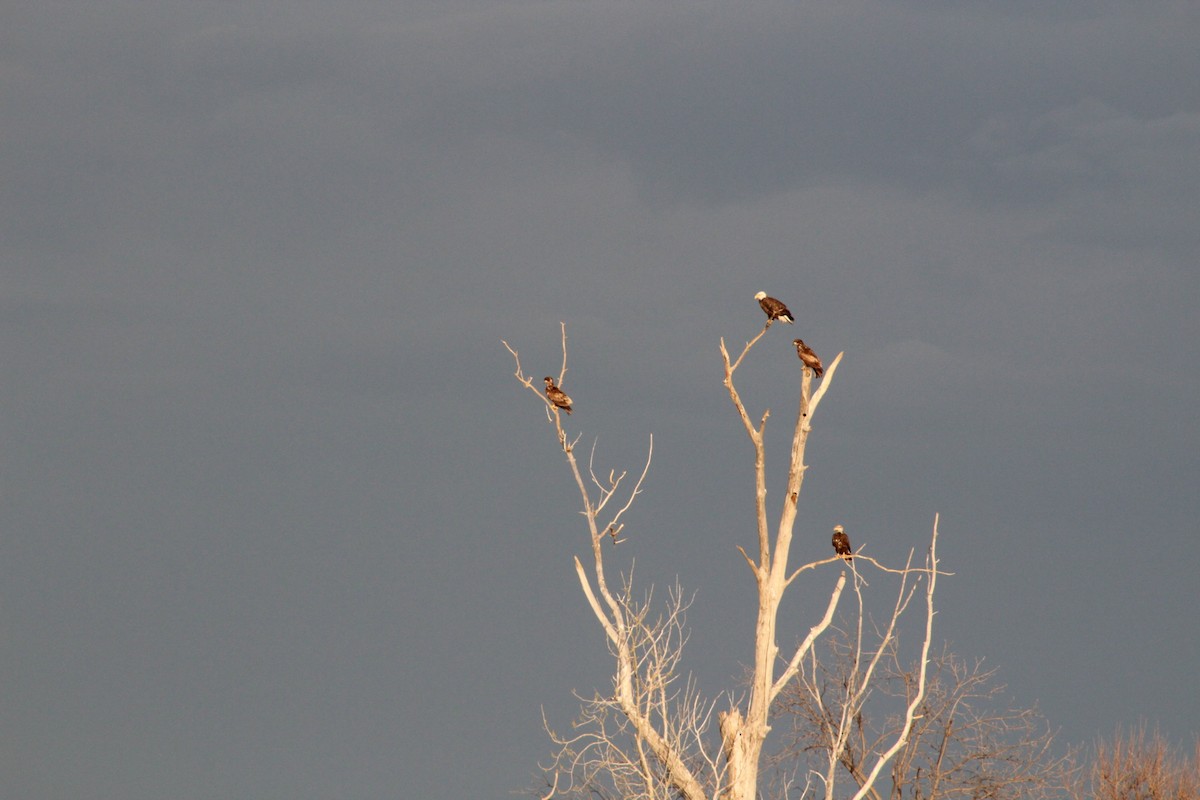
[754,291,767,300]
[833,525,844,534]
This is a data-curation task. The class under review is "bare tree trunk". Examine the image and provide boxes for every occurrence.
[716,330,847,800]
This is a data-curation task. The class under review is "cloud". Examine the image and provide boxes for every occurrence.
[972,100,1200,198]
[2,3,1199,798]
[348,2,1200,205]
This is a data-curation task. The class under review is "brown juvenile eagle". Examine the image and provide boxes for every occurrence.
[832,525,852,561]
[543,377,573,415]
[754,291,795,324]
[793,338,825,378]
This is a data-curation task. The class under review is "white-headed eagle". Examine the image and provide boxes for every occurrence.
[832,525,852,561]
[793,338,825,378]
[543,377,573,415]
[755,291,795,324]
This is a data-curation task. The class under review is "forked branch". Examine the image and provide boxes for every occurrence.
[726,323,772,374]
[507,326,708,800]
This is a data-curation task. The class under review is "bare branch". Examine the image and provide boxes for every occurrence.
[727,324,772,374]
[505,337,573,447]
[735,545,761,578]
[558,321,569,385]
[719,338,767,441]
[540,770,560,800]
[718,335,771,569]
[807,352,844,417]
[503,340,548,404]
[772,572,848,700]
[606,436,652,535]
[847,517,940,800]
[575,556,619,646]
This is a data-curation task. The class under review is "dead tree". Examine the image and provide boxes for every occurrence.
[505,322,944,800]
[773,631,1073,800]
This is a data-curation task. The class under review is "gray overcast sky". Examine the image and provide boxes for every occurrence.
[2,1,1198,797]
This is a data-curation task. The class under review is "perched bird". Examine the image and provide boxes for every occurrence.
[832,525,852,561]
[793,338,825,378]
[543,377,573,415]
[755,291,795,325]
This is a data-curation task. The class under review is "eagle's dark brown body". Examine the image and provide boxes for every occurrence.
[832,525,852,561]
[543,377,573,415]
[755,292,795,324]
[793,338,824,378]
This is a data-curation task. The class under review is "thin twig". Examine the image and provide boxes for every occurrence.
[607,435,653,535]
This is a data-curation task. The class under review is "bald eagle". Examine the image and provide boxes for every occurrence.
[754,291,795,324]
[543,377,573,415]
[793,338,825,378]
[832,525,852,561]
